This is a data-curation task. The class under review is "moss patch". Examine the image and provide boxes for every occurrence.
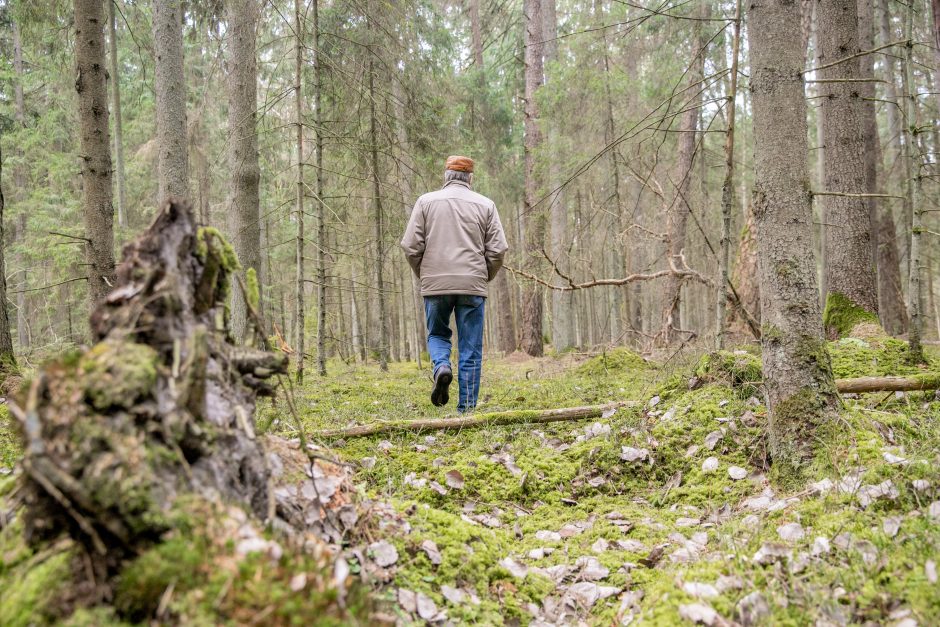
[823,291,880,338]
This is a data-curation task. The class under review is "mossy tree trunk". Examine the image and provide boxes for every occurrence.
[0,139,16,366]
[817,0,880,336]
[750,0,840,483]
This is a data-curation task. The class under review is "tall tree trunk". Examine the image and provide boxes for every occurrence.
[932,0,940,115]
[152,0,189,204]
[368,54,389,371]
[294,0,306,382]
[12,20,29,350]
[74,0,116,307]
[901,4,926,362]
[875,0,909,335]
[750,0,839,480]
[857,0,880,274]
[817,0,880,334]
[660,11,705,345]
[0,140,17,366]
[108,0,128,228]
[716,0,742,349]
[543,0,573,352]
[520,0,544,357]
[728,197,760,336]
[225,0,262,344]
[313,0,327,376]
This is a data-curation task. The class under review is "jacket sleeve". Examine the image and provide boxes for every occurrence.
[401,199,426,277]
[484,203,509,281]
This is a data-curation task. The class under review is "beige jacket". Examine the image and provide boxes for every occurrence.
[401,180,509,297]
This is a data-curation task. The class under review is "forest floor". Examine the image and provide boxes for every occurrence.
[2,336,940,625]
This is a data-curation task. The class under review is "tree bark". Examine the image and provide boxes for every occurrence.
[660,10,705,345]
[932,0,940,115]
[368,53,390,371]
[750,0,840,478]
[520,0,545,357]
[0,140,16,366]
[728,199,760,336]
[817,0,880,332]
[108,0,128,228]
[152,0,189,205]
[225,0,262,344]
[313,0,327,376]
[74,0,116,307]
[875,0,909,335]
[294,0,306,382]
[12,20,29,351]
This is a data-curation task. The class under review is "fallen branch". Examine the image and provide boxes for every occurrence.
[836,374,940,394]
[317,401,639,439]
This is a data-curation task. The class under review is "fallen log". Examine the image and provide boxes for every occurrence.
[835,374,940,394]
[316,401,638,439]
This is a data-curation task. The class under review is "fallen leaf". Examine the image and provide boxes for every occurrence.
[882,451,908,465]
[621,446,650,462]
[429,481,448,495]
[416,592,439,620]
[678,602,719,625]
[676,517,699,528]
[369,541,399,567]
[736,591,770,626]
[289,572,307,592]
[592,538,609,553]
[704,430,723,450]
[441,584,465,605]
[912,479,930,492]
[682,582,719,599]
[928,501,940,519]
[499,557,528,579]
[926,560,938,584]
[857,480,899,508]
[535,529,562,542]
[777,522,805,542]
[398,588,417,613]
[404,472,427,489]
[715,575,743,592]
[421,540,442,565]
[811,536,830,556]
[752,542,790,565]
[854,540,878,566]
[702,457,719,473]
[360,456,377,470]
[445,469,465,489]
[882,516,901,538]
[639,544,666,568]
[728,466,748,481]
[576,556,610,581]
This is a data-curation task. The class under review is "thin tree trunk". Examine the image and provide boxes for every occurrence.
[750,0,840,478]
[12,20,29,351]
[875,0,909,334]
[313,0,327,377]
[521,0,545,357]
[728,197,760,336]
[901,5,926,362]
[368,55,389,371]
[152,0,189,204]
[350,273,364,362]
[932,0,940,115]
[716,0,742,349]
[0,140,17,366]
[818,0,880,333]
[857,0,880,278]
[225,0,262,344]
[74,0,116,307]
[294,0,306,382]
[660,9,705,345]
[107,0,128,228]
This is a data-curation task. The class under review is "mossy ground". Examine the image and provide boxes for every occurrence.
[3,343,940,624]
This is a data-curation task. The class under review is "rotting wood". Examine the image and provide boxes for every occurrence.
[835,374,940,394]
[315,401,639,439]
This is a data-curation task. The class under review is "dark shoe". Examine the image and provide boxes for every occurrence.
[431,365,453,407]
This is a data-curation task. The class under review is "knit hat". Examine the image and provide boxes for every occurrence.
[445,155,474,173]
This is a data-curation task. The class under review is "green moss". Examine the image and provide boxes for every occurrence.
[694,350,763,396]
[0,541,74,626]
[79,339,159,411]
[576,348,652,377]
[823,291,879,338]
[195,227,240,272]
[829,335,925,378]
[245,267,260,310]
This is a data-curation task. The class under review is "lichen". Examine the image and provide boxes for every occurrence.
[823,291,880,338]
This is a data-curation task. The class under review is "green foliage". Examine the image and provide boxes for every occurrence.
[823,292,880,337]
[694,349,763,396]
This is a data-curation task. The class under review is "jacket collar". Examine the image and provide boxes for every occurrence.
[443,180,472,190]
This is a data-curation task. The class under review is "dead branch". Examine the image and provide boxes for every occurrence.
[316,401,639,439]
[836,374,940,394]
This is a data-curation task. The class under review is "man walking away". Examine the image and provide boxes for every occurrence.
[401,156,509,413]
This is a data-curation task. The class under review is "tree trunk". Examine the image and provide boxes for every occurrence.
[728,197,760,337]
[0,140,16,366]
[152,0,189,205]
[313,0,327,376]
[660,11,705,345]
[520,0,545,357]
[901,4,926,363]
[750,0,840,479]
[367,54,390,371]
[225,0,262,344]
[74,0,116,307]
[932,0,940,115]
[542,0,573,352]
[12,20,29,351]
[294,0,306,382]
[875,0,909,335]
[107,0,128,228]
[716,0,742,349]
[818,0,880,334]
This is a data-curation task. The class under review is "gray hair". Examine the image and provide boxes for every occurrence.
[444,169,472,185]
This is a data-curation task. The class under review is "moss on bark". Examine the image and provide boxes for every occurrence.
[823,291,879,338]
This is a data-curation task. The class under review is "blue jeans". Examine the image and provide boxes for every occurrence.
[424,295,486,412]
